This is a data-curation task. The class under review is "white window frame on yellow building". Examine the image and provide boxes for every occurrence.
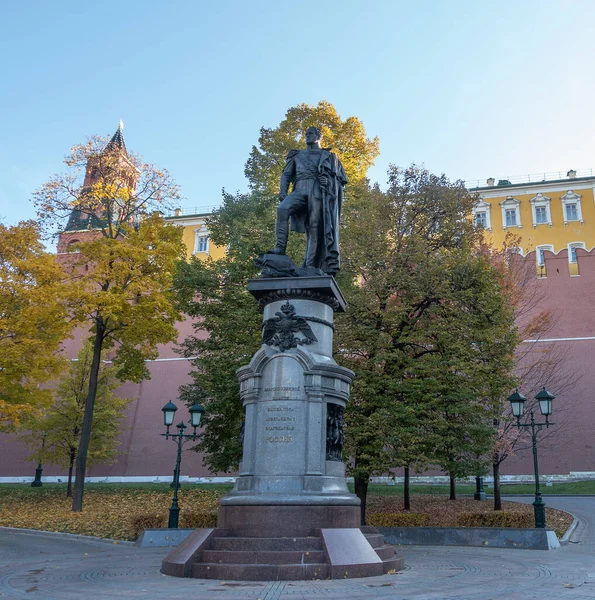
[164,211,227,261]
[560,190,583,225]
[536,244,554,267]
[500,196,522,230]
[567,241,586,264]
[530,193,552,228]
[472,199,491,231]
[193,227,210,254]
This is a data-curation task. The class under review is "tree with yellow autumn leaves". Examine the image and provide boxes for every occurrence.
[34,131,185,511]
[0,220,72,429]
[22,342,131,497]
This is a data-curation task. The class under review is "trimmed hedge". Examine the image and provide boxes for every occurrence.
[368,512,430,527]
[130,513,167,537]
[181,509,218,529]
[457,511,534,528]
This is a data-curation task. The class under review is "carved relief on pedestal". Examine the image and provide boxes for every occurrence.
[326,403,344,462]
[262,301,317,351]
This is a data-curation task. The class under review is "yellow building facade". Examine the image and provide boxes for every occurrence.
[470,171,595,276]
[165,209,226,261]
[168,170,595,273]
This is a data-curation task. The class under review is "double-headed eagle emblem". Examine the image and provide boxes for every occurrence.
[262,301,318,352]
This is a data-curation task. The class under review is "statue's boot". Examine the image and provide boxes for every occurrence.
[269,208,289,255]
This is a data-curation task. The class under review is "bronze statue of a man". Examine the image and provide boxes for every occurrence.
[269,127,347,275]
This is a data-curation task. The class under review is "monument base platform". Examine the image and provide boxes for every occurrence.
[161,521,404,580]
[160,275,406,580]
[217,503,359,537]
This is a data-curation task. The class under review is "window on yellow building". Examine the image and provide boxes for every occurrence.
[566,204,578,222]
[536,244,554,267]
[500,196,521,230]
[472,199,491,231]
[568,242,586,263]
[538,248,545,266]
[561,190,583,225]
[535,207,547,223]
[193,227,210,254]
[530,193,552,228]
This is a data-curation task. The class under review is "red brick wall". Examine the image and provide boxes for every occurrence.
[2,248,595,479]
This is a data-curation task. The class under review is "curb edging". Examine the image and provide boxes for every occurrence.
[559,513,580,545]
[377,525,560,550]
[0,526,134,546]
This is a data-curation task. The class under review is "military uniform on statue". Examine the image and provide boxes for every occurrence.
[255,126,347,278]
[271,126,347,274]
[162,127,404,581]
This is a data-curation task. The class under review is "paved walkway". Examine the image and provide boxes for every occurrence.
[1,496,595,600]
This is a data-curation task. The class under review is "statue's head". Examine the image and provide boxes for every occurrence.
[305,126,322,144]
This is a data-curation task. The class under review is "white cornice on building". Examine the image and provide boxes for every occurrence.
[473,178,595,199]
[165,215,210,227]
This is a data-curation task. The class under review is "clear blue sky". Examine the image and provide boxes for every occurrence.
[1,0,595,226]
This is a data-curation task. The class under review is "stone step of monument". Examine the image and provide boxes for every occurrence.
[210,536,322,552]
[200,549,325,565]
[190,562,329,581]
[363,533,385,548]
[374,544,397,560]
[360,526,378,534]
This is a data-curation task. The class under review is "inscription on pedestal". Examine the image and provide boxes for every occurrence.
[265,406,295,442]
[254,400,304,475]
[262,385,302,400]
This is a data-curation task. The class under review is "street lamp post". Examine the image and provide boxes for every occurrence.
[508,387,555,528]
[31,431,48,488]
[161,401,204,529]
[474,475,486,501]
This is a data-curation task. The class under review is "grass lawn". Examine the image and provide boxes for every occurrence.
[497,480,595,495]
[355,480,595,496]
[0,482,576,541]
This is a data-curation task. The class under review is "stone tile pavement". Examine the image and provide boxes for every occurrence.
[1,496,595,600]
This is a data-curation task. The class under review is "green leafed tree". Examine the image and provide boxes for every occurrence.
[22,342,131,496]
[175,102,379,472]
[34,131,185,511]
[0,221,72,429]
[335,166,517,521]
[410,251,517,500]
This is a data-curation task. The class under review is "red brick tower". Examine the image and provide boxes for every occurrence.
[57,122,139,256]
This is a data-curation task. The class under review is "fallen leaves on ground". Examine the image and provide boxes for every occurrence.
[0,487,573,541]
[0,487,222,541]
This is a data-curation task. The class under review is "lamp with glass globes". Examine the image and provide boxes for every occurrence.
[160,401,205,528]
[508,387,555,528]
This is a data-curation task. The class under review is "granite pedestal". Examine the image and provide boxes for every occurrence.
[162,276,404,579]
